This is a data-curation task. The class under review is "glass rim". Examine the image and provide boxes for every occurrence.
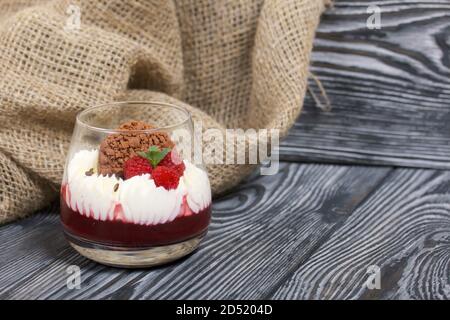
[76,101,192,134]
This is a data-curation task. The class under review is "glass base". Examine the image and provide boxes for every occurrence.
[65,231,205,268]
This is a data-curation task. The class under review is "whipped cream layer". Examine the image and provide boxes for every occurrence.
[64,149,211,225]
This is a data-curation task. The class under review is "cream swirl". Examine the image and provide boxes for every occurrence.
[182,161,212,213]
[119,174,186,225]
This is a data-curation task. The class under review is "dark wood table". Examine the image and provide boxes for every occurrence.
[1,1,449,300]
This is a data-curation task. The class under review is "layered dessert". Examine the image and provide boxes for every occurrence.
[60,121,211,248]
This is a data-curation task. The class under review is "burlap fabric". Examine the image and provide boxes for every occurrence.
[0,0,328,224]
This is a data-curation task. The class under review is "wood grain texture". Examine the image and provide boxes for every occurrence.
[281,0,450,169]
[0,163,390,299]
[1,0,450,301]
[273,168,450,300]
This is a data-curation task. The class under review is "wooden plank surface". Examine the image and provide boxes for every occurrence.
[273,168,450,300]
[281,0,450,169]
[0,163,391,299]
[1,0,450,301]
[1,164,448,299]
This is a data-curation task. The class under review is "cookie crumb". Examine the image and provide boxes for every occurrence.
[98,120,174,177]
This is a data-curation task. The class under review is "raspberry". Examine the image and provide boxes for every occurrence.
[159,150,186,176]
[152,166,181,190]
[123,156,153,179]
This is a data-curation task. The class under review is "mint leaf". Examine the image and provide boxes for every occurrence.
[138,146,171,168]
[148,146,160,153]
[151,147,170,167]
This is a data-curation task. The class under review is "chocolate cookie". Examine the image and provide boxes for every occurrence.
[98,120,174,176]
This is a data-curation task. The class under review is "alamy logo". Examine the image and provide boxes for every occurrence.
[367,5,381,30]
[364,265,381,290]
[64,4,81,32]
[66,265,81,290]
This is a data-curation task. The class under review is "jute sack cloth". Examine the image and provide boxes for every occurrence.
[0,0,329,224]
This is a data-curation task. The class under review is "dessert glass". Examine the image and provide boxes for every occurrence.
[60,101,211,268]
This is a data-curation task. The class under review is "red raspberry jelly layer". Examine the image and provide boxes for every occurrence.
[60,196,211,248]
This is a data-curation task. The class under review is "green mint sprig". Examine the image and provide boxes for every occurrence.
[138,146,171,168]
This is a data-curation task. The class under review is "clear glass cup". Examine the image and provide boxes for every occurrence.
[60,101,212,268]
